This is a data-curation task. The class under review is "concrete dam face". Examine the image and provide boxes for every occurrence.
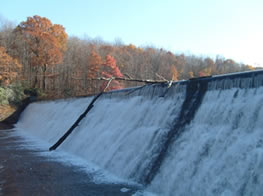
[16,70,263,195]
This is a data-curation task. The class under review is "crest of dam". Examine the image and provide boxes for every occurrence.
[15,70,263,195]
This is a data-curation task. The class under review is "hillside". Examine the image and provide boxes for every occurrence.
[0,15,256,99]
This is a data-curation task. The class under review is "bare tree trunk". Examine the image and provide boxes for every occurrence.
[42,64,47,90]
[33,67,38,88]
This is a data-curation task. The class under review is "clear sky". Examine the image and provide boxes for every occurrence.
[1,0,263,66]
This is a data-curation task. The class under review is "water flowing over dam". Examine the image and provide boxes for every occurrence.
[15,70,263,195]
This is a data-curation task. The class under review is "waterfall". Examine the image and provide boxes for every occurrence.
[16,70,263,195]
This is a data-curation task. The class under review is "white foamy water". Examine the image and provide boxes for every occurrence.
[17,84,185,184]
[15,71,263,195]
[148,86,263,195]
[16,97,92,144]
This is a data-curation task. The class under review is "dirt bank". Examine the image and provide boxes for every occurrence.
[0,105,15,121]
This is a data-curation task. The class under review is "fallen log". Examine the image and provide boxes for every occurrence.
[71,76,168,84]
[49,92,103,151]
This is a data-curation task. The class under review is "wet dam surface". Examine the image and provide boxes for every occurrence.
[0,129,139,196]
[2,70,263,195]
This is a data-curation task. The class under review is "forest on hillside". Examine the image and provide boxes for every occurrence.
[0,15,256,99]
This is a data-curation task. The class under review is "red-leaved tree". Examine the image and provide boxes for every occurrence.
[100,55,123,91]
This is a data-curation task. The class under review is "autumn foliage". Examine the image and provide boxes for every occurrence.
[14,15,67,89]
[87,51,102,93]
[100,55,123,91]
[0,15,257,98]
[0,46,21,86]
[15,15,67,67]
[171,66,178,81]
[88,51,102,79]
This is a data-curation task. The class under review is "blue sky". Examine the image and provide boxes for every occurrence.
[1,0,263,66]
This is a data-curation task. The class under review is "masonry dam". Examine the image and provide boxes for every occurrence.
[14,70,263,195]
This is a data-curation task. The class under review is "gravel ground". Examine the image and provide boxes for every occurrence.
[0,129,140,196]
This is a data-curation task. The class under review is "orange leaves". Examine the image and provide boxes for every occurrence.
[171,66,178,81]
[0,46,22,86]
[50,24,67,52]
[188,71,194,78]
[103,55,123,78]
[100,55,124,91]
[12,15,68,89]
[88,51,102,79]
[15,15,67,68]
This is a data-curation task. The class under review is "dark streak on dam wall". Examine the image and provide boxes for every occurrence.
[143,79,209,184]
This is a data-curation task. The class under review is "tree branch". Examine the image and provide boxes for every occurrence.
[71,76,168,84]
[103,78,113,92]
[155,73,168,82]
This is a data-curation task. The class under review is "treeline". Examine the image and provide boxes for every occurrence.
[0,15,255,98]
